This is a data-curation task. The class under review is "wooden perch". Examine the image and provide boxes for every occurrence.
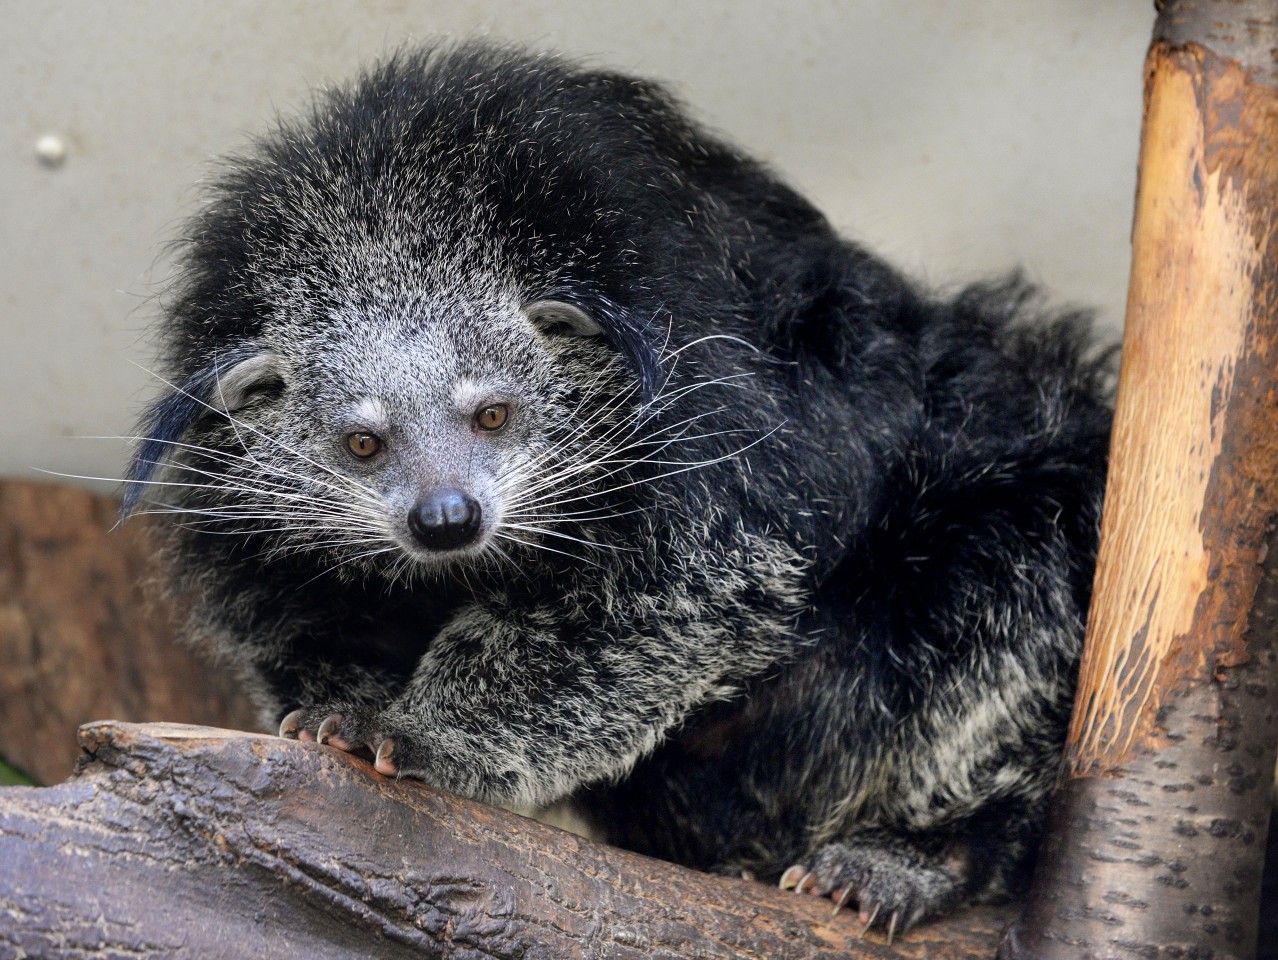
[1000,2,1278,957]
[0,721,1015,959]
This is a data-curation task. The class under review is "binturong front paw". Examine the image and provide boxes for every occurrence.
[280,705,537,806]
[279,706,419,777]
[779,839,966,942]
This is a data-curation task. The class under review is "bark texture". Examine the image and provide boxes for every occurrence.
[0,722,1016,959]
[1001,2,1278,957]
[0,479,260,784]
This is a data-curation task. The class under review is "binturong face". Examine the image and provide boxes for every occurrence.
[126,46,767,582]
[146,283,638,583]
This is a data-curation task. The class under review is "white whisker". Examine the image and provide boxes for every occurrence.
[493,531,606,569]
[119,332,778,582]
[497,521,636,553]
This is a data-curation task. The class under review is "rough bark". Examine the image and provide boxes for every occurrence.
[1262,818,1278,959]
[0,721,1016,959]
[1000,2,1278,957]
[0,479,260,784]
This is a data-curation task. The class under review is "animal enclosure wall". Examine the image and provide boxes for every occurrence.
[1,0,1150,491]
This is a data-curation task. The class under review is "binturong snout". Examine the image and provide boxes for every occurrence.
[408,489,483,550]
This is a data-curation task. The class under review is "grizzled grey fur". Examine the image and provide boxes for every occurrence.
[127,43,1112,932]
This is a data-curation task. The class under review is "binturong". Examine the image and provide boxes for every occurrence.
[125,42,1112,936]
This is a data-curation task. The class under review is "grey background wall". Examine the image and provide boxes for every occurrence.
[3,1,1153,491]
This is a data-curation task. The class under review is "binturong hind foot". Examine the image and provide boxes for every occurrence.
[779,837,968,942]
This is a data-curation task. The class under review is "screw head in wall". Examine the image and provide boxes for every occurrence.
[35,134,68,169]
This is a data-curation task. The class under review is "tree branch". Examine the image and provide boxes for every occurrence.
[0,721,1014,959]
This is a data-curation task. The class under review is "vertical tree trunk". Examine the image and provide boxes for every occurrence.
[1000,2,1278,958]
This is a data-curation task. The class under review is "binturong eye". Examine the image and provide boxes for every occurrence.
[474,404,510,432]
[345,431,383,459]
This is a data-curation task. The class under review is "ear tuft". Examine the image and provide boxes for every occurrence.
[208,352,281,414]
[523,300,603,338]
[121,347,279,517]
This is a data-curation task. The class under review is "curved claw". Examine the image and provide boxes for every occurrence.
[886,910,899,946]
[857,903,880,939]
[831,885,855,917]
[316,713,344,745]
[374,738,398,776]
[778,865,806,891]
[278,709,307,739]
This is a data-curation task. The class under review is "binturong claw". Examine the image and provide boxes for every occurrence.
[831,885,855,917]
[374,738,398,776]
[778,865,806,890]
[316,713,344,745]
[858,903,880,939]
[278,709,307,738]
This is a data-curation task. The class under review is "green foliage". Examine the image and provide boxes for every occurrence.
[0,757,37,786]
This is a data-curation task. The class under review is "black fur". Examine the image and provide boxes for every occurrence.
[129,42,1112,931]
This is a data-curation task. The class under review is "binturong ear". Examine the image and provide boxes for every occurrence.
[206,351,282,415]
[524,296,662,406]
[523,300,603,338]
[122,346,280,517]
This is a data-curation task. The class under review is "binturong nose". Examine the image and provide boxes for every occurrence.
[408,488,483,550]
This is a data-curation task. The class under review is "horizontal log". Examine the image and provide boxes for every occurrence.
[0,722,1015,959]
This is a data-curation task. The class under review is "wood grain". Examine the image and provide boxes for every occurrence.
[1001,2,1278,956]
[1065,47,1268,778]
[0,722,1017,959]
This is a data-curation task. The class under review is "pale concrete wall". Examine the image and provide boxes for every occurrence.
[1,1,1153,490]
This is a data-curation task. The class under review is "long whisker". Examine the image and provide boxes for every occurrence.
[108,433,385,509]
[297,545,402,589]
[661,333,762,359]
[500,423,743,514]
[506,422,784,517]
[126,460,383,520]
[126,358,382,500]
[498,521,637,553]
[493,530,605,569]
[489,336,779,573]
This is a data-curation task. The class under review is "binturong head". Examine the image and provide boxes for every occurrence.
[123,42,830,583]
[126,279,632,580]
